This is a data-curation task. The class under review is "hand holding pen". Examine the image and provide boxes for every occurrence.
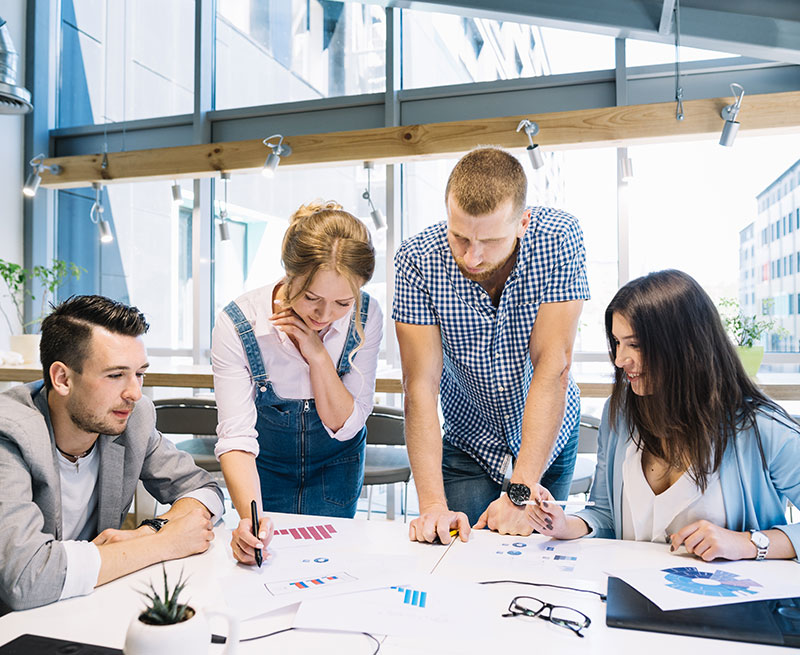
[230,502,273,566]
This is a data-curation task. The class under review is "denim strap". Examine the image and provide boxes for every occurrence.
[223,301,269,385]
[336,291,370,376]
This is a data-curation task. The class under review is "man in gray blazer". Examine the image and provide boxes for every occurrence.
[0,295,224,612]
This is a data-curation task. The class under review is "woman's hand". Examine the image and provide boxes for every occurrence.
[230,514,274,565]
[669,520,757,561]
[270,309,327,365]
[527,486,570,538]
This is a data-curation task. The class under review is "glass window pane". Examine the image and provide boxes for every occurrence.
[627,134,800,362]
[58,0,195,128]
[625,39,740,67]
[402,10,615,90]
[402,147,617,361]
[212,166,388,359]
[56,180,194,351]
[215,0,386,110]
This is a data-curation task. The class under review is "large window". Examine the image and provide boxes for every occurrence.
[401,9,615,90]
[215,0,386,110]
[58,0,195,128]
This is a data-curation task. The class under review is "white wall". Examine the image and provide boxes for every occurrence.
[0,0,26,347]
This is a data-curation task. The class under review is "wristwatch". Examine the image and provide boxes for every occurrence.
[139,518,169,533]
[749,529,769,560]
[507,483,531,506]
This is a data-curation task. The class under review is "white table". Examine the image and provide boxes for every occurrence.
[0,515,797,654]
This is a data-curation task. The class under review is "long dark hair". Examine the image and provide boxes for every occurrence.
[605,269,793,490]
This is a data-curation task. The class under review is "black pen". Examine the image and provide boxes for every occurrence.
[250,499,262,568]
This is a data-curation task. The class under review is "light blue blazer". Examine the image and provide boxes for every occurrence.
[575,399,800,561]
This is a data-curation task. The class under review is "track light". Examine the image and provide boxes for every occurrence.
[516,119,544,170]
[262,134,292,178]
[620,157,634,183]
[218,172,231,241]
[720,83,745,147]
[22,154,63,197]
[171,181,183,205]
[90,182,113,243]
[362,162,385,230]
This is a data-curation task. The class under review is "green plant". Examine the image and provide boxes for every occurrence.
[718,297,778,348]
[0,258,84,334]
[137,565,194,626]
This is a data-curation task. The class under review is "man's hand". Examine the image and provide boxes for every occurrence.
[231,514,274,565]
[92,526,151,545]
[409,504,470,544]
[156,508,215,559]
[473,492,536,536]
[669,520,757,561]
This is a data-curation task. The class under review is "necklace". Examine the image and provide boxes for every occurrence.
[56,442,95,463]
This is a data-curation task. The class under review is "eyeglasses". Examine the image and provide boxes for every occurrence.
[502,595,591,637]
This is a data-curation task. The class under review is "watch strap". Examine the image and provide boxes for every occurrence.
[749,529,769,560]
[139,517,169,532]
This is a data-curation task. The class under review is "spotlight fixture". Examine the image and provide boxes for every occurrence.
[362,161,385,230]
[719,83,745,147]
[620,157,634,183]
[218,172,231,241]
[262,134,292,178]
[0,17,33,114]
[22,154,63,197]
[516,119,544,170]
[90,182,113,243]
[171,180,183,205]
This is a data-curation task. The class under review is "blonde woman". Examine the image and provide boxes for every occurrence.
[212,201,382,565]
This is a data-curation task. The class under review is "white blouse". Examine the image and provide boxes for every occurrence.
[212,281,383,459]
[621,439,727,542]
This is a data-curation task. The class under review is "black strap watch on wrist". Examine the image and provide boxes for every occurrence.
[139,517,169,533]
[507,483,532,506]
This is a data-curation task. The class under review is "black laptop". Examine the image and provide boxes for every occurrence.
[0,634,122,654]
[606,576,800,648]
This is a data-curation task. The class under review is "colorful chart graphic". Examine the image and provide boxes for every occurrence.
[274,524,337,541]
[662,567,763,598]
[391,586,428,608]
[264,571,355,596]
[492,542,578,571]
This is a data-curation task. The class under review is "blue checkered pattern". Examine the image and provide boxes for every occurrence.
[392,206,591,484]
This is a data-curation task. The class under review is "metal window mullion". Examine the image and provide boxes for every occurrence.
[616,38,630,287]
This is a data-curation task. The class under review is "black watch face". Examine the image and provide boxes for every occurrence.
[508,483,531,506]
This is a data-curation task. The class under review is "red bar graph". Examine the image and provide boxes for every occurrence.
[274,524,338,541]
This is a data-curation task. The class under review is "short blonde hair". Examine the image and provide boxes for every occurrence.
[445,147,527,220]
[282,200,375,357]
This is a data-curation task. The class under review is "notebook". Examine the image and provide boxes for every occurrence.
[0,634,122,654]
[606,576,800,648]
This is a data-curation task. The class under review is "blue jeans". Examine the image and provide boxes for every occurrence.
[442,415,580,526]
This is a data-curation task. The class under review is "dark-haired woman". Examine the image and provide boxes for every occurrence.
[531,269,799,561]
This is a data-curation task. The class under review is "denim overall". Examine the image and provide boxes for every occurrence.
[223,293,370,518]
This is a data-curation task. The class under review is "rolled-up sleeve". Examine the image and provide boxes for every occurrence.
[211,310,260,459]
[322,299,384,441]
[59,540,101,600]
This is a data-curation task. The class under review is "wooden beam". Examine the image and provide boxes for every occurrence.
[39,91,800,189]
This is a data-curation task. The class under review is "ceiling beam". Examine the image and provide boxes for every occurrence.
[658,0,676,36]
[37,90,800,189]
[363,1,800,64]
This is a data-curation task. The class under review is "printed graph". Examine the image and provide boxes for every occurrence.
[264,571,356,596]
[662,567,762,598]
[391,586,428,608]
[492,542,578,571]
[273,524,338,541]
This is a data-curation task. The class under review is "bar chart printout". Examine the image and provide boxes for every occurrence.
[274,524,337,541]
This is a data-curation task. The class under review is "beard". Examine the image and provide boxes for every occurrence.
[453,255,507,282]
[67,397,134,436]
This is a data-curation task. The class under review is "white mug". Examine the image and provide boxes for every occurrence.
[124,607,239,655]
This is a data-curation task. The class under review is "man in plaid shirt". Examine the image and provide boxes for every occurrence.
[393,147,590,542]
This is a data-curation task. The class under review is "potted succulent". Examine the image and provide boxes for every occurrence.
[718,297,780,377]
[0,258,83,362]
[124,566,239,655]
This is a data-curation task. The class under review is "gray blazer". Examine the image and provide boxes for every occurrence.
[0,382,223,611]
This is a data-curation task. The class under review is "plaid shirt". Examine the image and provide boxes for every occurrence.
[392,206,591,484]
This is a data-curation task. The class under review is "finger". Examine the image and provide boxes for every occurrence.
[672,521,700,548]
[473,510,488,530]
[260,517,275,547]
[435,518,454,545]
[455,513,471,541]
[682,530,705,555]
[409,520,419,542]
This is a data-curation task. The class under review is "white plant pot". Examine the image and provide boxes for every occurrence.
[123,607,239,655]
[9,334,42,364]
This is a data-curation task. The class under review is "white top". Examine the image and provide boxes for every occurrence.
[621,439,726,543]
[212,282,383,459]
[56,448,224,601]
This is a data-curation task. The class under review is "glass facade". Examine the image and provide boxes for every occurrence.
[215,0,386,110]
[58,0,194,127]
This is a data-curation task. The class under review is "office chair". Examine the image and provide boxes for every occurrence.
[363,405,411,521]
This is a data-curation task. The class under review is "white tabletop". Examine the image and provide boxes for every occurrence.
[0,514,797,654]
